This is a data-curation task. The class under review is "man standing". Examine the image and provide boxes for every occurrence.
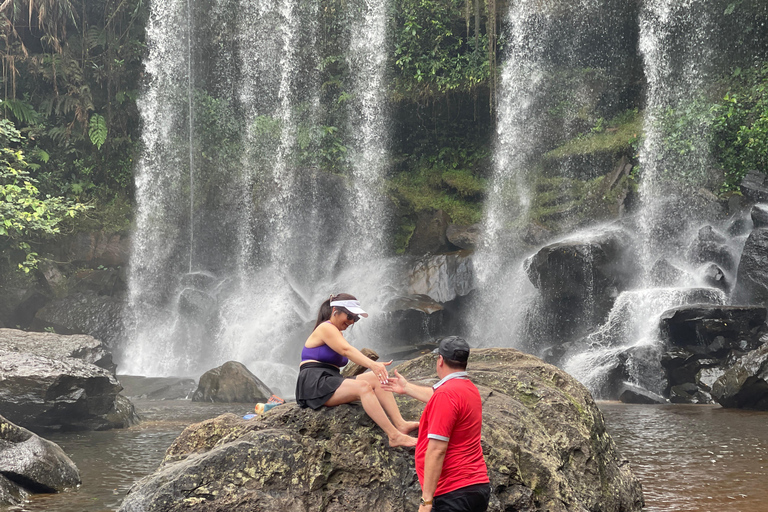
[383,336,490,512]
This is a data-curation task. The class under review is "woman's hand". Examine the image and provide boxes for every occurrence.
[370,360,393,384]
[381,369,409,395]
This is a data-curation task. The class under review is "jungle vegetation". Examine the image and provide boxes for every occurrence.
[1,0,768,263]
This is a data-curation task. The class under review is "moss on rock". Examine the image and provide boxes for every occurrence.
[120,348,643,512]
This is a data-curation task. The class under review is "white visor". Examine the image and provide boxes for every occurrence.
[330,300,369,318]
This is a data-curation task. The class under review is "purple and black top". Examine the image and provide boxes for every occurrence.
[301,343,348,368]
[301,321,348,367]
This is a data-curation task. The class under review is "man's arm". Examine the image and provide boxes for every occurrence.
[381,369,434,403]
[419,438,448,512]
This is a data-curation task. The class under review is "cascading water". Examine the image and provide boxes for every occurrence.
[637,0,717,275]
[125,0,396,394]
[474,0,755,398]
[473,0,632,349]
[560,0,723,396]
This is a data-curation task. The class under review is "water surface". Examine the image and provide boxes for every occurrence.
[4,401,768,511]
[600,402,768,512]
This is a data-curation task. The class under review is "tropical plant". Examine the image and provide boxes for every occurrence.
[0,118,88,271]
[712,63,768,192]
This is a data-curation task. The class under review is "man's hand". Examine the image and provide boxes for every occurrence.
[418,504,432,512]
[381,369,409,394]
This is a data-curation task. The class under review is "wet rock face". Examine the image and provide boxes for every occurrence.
[32,292,125,349]
[735,228,768,305]
[711,342,768,409]
[407,251,475,303]
[0,328,115,372]
[686,225,739,275]
[446,223,481,249]
[120,349,643,512]
[408,210,455,255]
[0,415,81,503]
[658,305,768,403]
[0,350,139,431]
[523,228,638,348]
[751,204,768,229]
[192,361,272,403]
[524,230,636,301]
[659,305,767,356]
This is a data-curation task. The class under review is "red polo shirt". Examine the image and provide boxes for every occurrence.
[415,373,489,496]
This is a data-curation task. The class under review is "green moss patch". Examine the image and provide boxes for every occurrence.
[544,109,643,160]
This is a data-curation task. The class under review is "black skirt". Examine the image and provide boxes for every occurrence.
[295,362,347,410]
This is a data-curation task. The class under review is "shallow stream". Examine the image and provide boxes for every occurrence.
[4,401,767,512]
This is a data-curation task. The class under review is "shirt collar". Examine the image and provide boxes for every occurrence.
[432,371,468,390]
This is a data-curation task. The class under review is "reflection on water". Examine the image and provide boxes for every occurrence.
[4,400,768,511]
[600,402,768,512]
[3,400,252,512]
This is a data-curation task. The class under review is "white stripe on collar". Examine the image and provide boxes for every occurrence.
[432,371,468,390]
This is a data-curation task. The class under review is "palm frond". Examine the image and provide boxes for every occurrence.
[0,98,39,124]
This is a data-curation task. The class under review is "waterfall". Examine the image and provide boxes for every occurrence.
[472,0,738,398]
[125,0,395,393]
[559,0,722,397]
[473,0,612,348]
[637,0,716,277]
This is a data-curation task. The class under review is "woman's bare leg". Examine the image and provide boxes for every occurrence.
[357,372,419,434]
[325,379,416,447]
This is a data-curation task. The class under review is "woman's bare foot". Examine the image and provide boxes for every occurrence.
[396,420,420,434]
[389,433,418,448]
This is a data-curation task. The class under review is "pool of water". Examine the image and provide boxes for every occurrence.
[3,400,768,511]
[600,402,768,512]
[2,401,252,512]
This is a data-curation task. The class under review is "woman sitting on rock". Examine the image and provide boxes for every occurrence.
[295,293,418,448]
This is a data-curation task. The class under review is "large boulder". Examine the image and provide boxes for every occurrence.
[0,350,139,431]
[658,305,767,403]
[649,258,688,287]
[524,228,637,302]
[0,414,81,505]
[381,294,470,345]
[751,204,768,229]
[659,305,767,357]
[734,228,768,305]
[119,348,643,512]
[710,341,768,409]
[407,251,475,303]
[408,210,455,255]
[192,361,272,403]
[32,292,125,348]
[687,225,737,271]
[740,170,768,203]
[523,228,638,346]
[0,328,115,373]
[446,223,481,249]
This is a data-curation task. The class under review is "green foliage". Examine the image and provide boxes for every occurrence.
[1,99,40,125]
[392,0,492,100]
[0,119,88,271]
[712,63,768,191]
[88,113,108,149]
[1,0,147,202]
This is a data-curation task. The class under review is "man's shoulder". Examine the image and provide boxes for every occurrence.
[435,376,480,399]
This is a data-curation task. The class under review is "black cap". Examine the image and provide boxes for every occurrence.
[438,336,470,363]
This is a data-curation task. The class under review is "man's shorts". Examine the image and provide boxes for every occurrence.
[433,482,491,512]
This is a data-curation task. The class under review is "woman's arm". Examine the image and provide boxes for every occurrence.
[381,369,434,403]
[317,324,391,380]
